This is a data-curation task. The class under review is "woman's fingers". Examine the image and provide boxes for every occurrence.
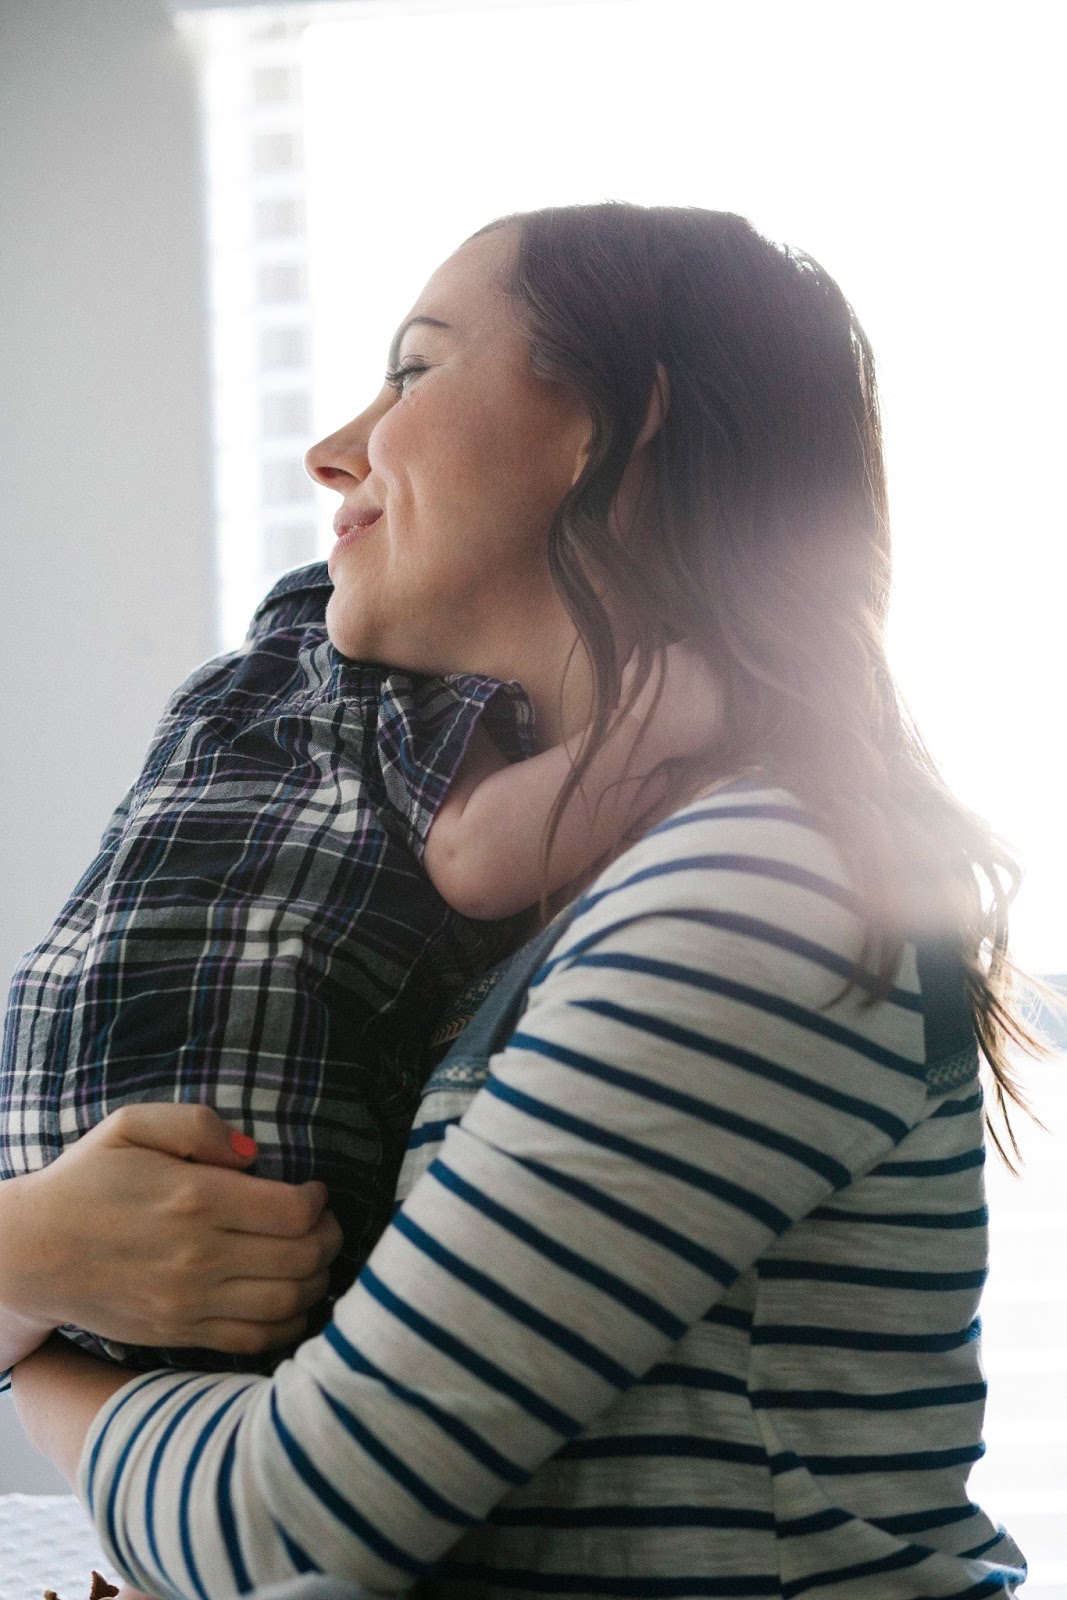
[100,1101,257,1169]
[207,1171,332,1237]
[218,1214,344,1281]
[81,1104,337,1244]
[103,1254,334,1351]
[152,1265,333,1352]
[199,1268,333,1326]
[7,1104,347,1350]
[190,1313,313,1356]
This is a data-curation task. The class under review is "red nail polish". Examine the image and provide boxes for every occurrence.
[230,1130,258,1159]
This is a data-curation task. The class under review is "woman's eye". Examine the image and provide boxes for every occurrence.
[384,362,428,395]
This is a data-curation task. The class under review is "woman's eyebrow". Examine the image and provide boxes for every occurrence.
[387,315,453,369]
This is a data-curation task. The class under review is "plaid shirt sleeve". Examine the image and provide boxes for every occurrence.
[375,673,536,860]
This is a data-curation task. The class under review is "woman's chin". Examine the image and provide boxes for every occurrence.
[324,593,368,662]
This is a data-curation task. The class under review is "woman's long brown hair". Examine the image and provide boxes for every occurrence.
[470,202,1044,1166]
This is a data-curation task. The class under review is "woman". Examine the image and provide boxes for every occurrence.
[7,203,1034,1599]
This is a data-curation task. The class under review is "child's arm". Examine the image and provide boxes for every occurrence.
[423,645,722,920]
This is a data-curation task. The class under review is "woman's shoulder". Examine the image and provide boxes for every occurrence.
[537,772,895,1024]
[577,773,857,927]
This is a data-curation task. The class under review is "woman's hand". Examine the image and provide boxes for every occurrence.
[0,1104,343,1357]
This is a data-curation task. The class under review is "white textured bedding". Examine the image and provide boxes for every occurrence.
[0,1494,121,1600]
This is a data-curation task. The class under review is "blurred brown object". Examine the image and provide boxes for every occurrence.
[42,1575,121,1600]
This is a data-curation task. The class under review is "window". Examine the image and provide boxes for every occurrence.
[196,8,314,641]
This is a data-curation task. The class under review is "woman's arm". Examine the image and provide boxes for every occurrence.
[12,1338,135,1486]
[0,1103,342,1375]
[423,644,722,918]
[13,1344,183,1600]
[69,799,929,1598]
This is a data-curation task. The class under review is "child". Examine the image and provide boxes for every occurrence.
[1,561,714,1372]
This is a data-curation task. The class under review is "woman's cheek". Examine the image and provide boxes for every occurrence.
[367,407,403,476]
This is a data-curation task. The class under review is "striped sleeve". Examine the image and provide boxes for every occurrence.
[78,798,933,1597]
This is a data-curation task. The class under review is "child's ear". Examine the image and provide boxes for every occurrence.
[633,361,670,453]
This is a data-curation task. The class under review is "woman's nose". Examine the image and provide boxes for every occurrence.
[304,416,372,490]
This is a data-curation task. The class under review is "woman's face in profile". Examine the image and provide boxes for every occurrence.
[307,226,593,680]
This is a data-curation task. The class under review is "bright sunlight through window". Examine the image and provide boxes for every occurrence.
[189,0,1065,979]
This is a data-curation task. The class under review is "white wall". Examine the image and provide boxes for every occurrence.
[0,0,215,1491]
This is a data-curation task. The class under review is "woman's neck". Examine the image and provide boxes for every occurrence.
[503,632,596,751]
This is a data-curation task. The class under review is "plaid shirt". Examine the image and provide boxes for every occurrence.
[1,563,535,1367]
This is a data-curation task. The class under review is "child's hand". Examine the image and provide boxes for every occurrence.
[621,642,724,759]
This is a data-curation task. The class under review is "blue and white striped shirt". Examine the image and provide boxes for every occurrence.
[79,782,1024,1598]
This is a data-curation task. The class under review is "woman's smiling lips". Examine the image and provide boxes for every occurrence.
[329,507,383,574]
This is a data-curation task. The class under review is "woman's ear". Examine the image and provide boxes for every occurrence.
[633,361,670,453]
[569,421,594,487]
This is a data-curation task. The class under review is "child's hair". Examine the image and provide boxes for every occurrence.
[468,201,1045,1166]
